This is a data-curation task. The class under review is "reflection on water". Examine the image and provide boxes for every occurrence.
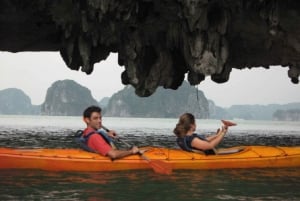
[0,169,299,201]
[0,116,299,200]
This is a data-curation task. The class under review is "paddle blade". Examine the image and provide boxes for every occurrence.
[221,120,237,127]
[148,160,172,175]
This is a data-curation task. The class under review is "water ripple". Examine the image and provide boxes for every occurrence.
[0,127,299,149]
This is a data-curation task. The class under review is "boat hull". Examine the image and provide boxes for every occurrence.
[0,146,299,172]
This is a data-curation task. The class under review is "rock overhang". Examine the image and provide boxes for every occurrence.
[0,0,299,96]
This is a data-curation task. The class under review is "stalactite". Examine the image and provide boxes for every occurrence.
[0,0,299,97]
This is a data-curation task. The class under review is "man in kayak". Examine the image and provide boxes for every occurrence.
[174,113,233,154]
[82,105,140,159]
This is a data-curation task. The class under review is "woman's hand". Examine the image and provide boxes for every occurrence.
[220,120,236,134]
[216,125,228,136]
[221,125,228,133]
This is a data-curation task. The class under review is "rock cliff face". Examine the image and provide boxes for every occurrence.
[1,1,300,96]
[41,80,98,116]
[0,88,38,115]
[105,81,209,118]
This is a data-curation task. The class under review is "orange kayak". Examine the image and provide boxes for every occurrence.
[0,146,299,172]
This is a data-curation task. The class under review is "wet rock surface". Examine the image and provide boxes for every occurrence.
[1,0,300,96]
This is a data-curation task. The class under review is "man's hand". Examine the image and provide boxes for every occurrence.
[130,146,140,154]
[107,130,117,138]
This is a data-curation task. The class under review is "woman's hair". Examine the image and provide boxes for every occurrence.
[173,113,195,138]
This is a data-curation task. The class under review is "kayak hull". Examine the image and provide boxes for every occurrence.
[0,146,299,172]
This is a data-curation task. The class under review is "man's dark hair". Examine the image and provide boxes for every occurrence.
[83,105,102,118]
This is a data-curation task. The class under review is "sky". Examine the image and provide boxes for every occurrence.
[0,51,299,108]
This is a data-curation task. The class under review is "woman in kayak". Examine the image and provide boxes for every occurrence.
[174,113,229,154]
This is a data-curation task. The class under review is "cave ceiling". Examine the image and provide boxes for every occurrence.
[0,0,299,96]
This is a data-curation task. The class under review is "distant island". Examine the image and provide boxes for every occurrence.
[0,88,40,115]
[273,109,300,121]
[41,80,98,116]
[222,103,300,120]
[0,79,300,121]
[104,82,209,118]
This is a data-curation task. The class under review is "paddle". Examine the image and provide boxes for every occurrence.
[102,126,172,175]
[221,120,237,127]
[212,120,237,155]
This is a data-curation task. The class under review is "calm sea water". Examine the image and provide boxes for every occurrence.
[0,115,299,200]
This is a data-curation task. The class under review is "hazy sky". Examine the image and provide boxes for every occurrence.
[0,51,299,107]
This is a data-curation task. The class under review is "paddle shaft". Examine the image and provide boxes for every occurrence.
[102,126,142,153]
[101,126,130,147]
[101,125,172,175]
[114,138,150,161]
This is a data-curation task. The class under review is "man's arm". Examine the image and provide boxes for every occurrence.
[89,133,140,160]
[106,146,139,160]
